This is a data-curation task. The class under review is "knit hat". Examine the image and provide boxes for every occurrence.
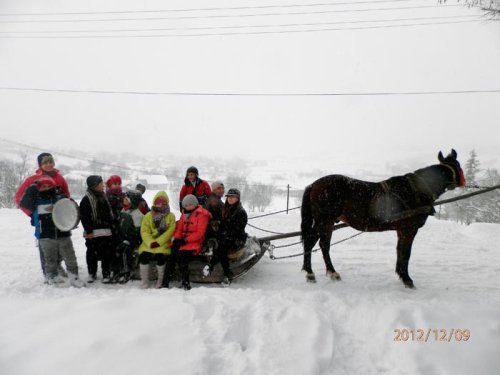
[106,175,122,188]
[186,166,199,176]
[36,175,56,190]
[37,152,54,167]
[182,194,199,208]
[225,188,240,199]
[135,183,146,194]
[211,180,224,191]
[86,175,103,189]
[126,190,143,208]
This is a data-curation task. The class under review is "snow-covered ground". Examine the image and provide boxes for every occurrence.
[0,205,499,375]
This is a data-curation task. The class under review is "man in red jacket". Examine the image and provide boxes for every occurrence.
[178,166,212,210]
[15,152,70,280]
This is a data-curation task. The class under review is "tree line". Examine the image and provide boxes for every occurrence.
[438,149,500,224]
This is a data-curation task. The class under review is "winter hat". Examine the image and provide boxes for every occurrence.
[182,194,199,208]
[86,175,103,189]
[225,188,240,199]
[106,175,122,188]
[36,175,56,190]
[135,183,146,194]
[127,190,143,208]
[211,180,224,191]
[153,191,170,207]
[186,166,199,176]
[37,152,54,167]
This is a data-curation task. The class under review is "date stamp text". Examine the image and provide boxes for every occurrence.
[393,329,470,342]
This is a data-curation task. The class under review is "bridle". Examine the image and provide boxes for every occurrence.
[440,162,464,189]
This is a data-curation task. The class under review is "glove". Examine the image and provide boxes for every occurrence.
[171,238,186,251]
[150,241,160,249]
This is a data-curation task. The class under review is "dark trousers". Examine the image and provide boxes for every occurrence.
[209,238,235,278]
[86,236,115,278]
[164,249,194,285]
[178,250,195,284]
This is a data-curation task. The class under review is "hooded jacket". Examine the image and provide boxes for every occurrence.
[139,191,176,255]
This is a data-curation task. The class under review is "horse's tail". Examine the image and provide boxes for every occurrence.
[301,184,314,242]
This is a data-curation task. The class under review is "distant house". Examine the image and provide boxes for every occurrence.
[135,175,169,190]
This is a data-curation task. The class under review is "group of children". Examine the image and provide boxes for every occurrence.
[15,152,248,290]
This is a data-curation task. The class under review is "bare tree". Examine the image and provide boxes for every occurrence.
[247,183,276,212]
[440,0,500,16]
[0,161,18,208]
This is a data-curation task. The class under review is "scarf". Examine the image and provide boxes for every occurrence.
[85,189,112,224]
[152,204,170,234]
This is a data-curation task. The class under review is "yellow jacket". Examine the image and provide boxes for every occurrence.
[139,191,176,255]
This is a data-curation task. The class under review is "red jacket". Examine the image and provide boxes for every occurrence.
[179,179,212,208]
[15,168,70,216]
[173,206,212,255]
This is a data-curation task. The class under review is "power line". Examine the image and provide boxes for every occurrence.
[0,14,477,34]
[0,19,486,39]
[1,87,500,96]
[0,4,462,24]
[0,0,423,16]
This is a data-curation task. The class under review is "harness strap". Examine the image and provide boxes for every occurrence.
[440,163,458,187]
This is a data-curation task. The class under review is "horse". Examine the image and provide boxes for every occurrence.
[300,149,465,288]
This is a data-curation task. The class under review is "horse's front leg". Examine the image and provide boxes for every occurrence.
[302,234,318,283]
[396,227,418,288]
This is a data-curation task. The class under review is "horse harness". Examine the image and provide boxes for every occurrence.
[373,173,436,224]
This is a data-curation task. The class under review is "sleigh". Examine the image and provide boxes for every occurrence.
[187,236,267,283]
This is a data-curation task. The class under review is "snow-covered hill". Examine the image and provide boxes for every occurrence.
[0,207,498,375]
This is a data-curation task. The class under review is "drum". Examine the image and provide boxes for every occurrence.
[52,198,80,231]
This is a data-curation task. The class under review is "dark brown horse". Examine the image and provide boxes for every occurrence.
[301,150,465,288]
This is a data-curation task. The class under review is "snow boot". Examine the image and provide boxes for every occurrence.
[182,281,192,291]
[140,264,150,289]
[155,265,166,289]
[69,273,85,288]
[221,276,231,287]
[86,274,97,283]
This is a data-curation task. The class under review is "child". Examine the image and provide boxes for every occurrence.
[15,152,69,278]
[79,175,117,284]
[19,175,83,287]
[168,194,211,290]
[116,190,144,283]
[106,175,125,219]
[138,191,176,289]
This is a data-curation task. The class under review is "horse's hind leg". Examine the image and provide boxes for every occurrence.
[302,232,319,283]
[395,227,418,289]
[320,227,341,280]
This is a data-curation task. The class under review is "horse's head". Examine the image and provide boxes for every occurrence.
[438,149,465,190]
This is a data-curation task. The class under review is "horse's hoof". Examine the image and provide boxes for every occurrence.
[306,273,317,283]
[403,280,416,289]
[327,271,341,281]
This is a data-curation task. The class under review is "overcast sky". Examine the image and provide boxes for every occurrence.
[1,0,499,174]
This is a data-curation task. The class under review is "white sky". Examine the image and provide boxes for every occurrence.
[1,0,499,173]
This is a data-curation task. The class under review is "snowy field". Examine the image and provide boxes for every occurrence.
[0,204,499,375]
